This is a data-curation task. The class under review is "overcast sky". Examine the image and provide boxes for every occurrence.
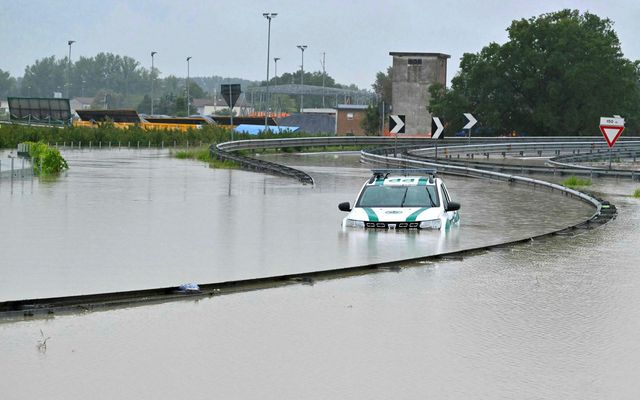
[1,0,638,89]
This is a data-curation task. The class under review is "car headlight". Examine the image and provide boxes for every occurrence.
[344,219,365,228]
[419,219,442,230]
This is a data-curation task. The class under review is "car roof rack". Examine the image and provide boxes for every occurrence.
[369,168,438,182]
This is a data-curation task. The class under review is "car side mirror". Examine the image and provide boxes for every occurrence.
[446,202,460,212]
[338,202,352,212]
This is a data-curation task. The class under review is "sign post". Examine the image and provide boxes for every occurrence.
[389,114,405,157]
[599,116,625,169]
[221,84,242,140]
[431,116,444,159]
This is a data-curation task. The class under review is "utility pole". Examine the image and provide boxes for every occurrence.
[151,51,157,115]
[186,56,192,115]
[263,12,277,132]
[322,52,326,108]
[66,40,75,98]
[274,57,280,115]
[297,45,307,112]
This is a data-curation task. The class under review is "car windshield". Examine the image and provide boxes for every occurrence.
[356,185,440,208]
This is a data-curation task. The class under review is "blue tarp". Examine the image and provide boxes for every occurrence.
[233,124,299,135]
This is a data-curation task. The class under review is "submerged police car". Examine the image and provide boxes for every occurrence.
[338,169,460,230]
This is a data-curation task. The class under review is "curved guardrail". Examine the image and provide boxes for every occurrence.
[213,136,639,183]
[406,141,640,180]
[211,144,314,185]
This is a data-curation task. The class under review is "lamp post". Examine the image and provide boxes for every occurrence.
[274,57,280,115]
[263,12,277,132]
[321,52,326,108]
[67,40,75,98]
[186,56,192,116]
[297,45,307,112]
[274,57,280,85]
[151,51,157,115]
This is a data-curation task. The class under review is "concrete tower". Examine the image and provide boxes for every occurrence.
[389,52,449,135]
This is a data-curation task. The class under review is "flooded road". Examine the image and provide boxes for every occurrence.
[0,149,592,301]
[3,149,633,399]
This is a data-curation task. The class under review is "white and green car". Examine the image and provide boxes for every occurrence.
[338,169,460,230]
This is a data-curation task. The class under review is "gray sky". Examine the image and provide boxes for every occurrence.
[1,0,638,89]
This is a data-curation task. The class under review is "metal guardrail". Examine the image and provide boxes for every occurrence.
[0,157,33,179]
[210,144,314,185]
[215,136,640,183]
[360,149,603,211]
[406,141,640,180]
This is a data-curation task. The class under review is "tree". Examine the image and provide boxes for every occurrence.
[0,69,16,98]
[187,81,205,99]
[360,103,381,135]
[22,56,66,97]
[372,67,393,104]
[137,94,151,114]
[429,10,640,135]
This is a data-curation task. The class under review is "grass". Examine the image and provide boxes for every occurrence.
[172,147,239,169]
[633,188,640,198]
[562,176,592,189]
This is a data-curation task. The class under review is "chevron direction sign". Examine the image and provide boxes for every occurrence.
[599,116,625,148]
[431,117,444,139]
[389,115,405,134]
[463,113,477,130]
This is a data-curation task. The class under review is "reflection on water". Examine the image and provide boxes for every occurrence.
[0,149,593,301]
[1,150,633,399]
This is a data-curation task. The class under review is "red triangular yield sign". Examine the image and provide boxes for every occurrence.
[599,125,624,148]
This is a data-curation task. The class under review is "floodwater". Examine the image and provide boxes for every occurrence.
[0,149,592,301]
[3,149,633,399]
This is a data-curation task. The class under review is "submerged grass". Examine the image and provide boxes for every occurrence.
[172,147,239,169]
[562,176,592,189]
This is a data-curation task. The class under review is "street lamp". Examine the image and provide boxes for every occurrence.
[297,45,307,112]
[263,12,277,131]
[67,40,75,98]
[151,51,157,115]
[186,56,192,116]
[274,57,280,86]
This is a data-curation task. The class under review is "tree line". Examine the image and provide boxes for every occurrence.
[362,9,640,136]
[0,53,363,116]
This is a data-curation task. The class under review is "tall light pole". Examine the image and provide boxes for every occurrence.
[321,52,326,108]
[67,40,75,98]
[151,51,157,115]
[297,45,307,112]
[186,56,192,116]
[274,57,280,115]
[274,57,280,86]
[263,12,277,131]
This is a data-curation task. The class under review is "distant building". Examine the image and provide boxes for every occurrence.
[335,104,368,136]
[70,97,94,111]
[389,52,449,135]
[193,97,253,116]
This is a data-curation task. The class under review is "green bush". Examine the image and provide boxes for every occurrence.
[562,176,592,189]
[27,141,69,176]
[633,189,640,198]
